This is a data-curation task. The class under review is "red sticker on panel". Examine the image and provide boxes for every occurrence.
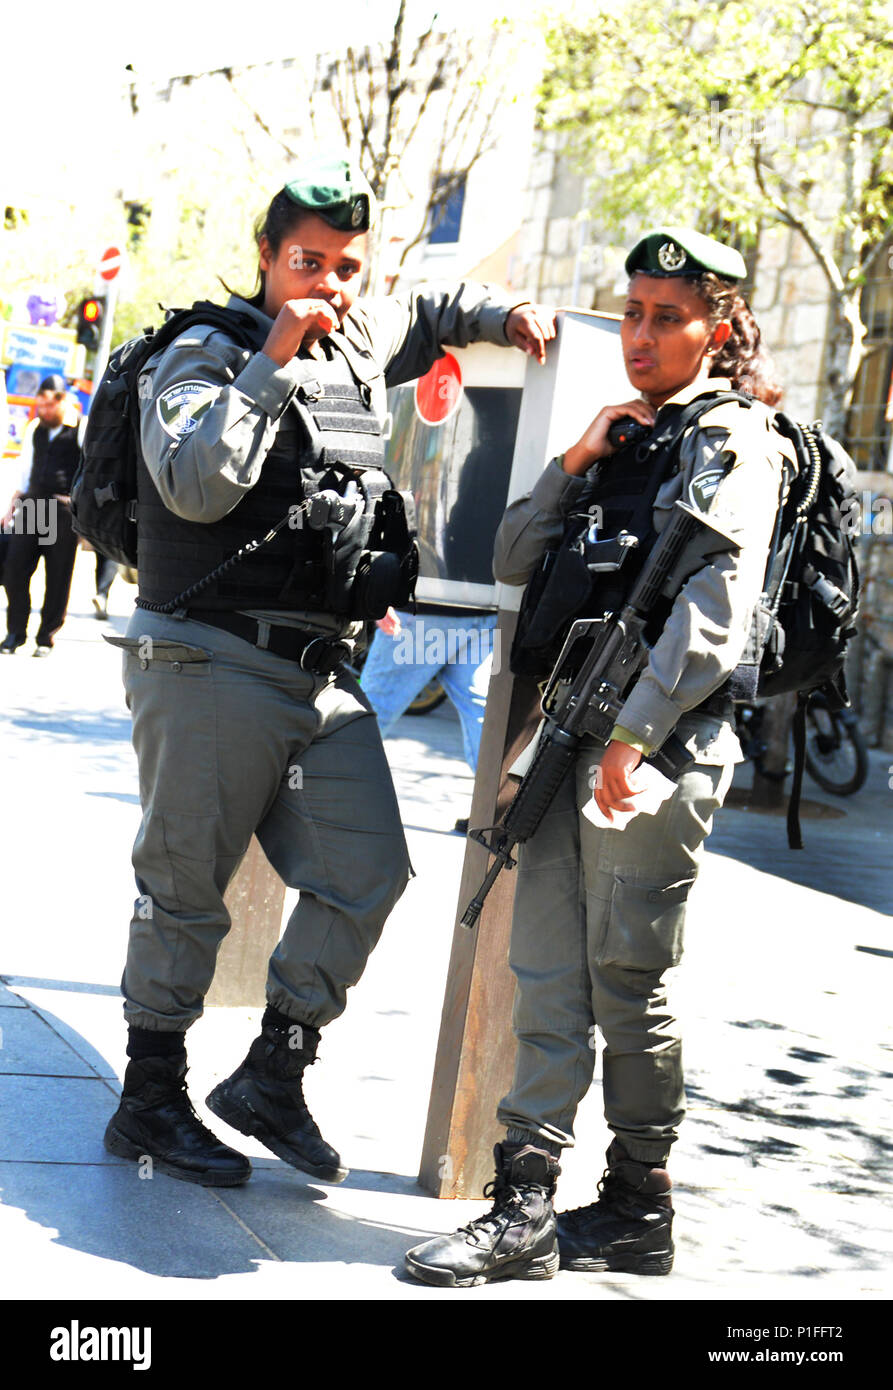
[414,352,463,425]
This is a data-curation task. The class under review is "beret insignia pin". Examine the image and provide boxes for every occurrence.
[658,240,687,272]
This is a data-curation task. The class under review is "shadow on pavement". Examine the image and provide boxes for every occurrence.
[707,750,891,917]
[0,997,436,1282]
[6,710,132,744]
[678,1017,893,1276]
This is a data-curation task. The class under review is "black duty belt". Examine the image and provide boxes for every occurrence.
[187,610,351,674]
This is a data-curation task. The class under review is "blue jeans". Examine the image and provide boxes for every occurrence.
[360,611,497,772]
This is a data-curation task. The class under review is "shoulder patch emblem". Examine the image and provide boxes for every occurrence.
[156,380,221,440]
[689,467,726,512]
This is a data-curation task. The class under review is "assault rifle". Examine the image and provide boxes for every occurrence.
[461,500,739,929]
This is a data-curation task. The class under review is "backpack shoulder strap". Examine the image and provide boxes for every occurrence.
[628,389,756,475]
[144,301,268,358]
[788,695,808,850]
[614,389,753,533]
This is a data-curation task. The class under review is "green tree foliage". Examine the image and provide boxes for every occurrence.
[112,180,268,349]
[540,0,893,430]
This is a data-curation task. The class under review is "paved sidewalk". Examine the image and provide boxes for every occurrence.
[0,556,890,1305]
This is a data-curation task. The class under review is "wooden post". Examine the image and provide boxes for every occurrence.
[205,837,285,1007]
[418,609,542,1197]
[417,310,630,1197]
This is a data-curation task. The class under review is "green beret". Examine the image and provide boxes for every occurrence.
[625,228,746,282]
[283,157,376,233]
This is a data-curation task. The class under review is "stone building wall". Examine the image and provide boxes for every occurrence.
[750,226,831,425]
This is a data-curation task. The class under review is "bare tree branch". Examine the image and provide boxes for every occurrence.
[860,221,893,278]
[221,70,301,160]
[753,146,844,296]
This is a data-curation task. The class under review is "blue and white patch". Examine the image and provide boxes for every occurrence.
[156,380,221,440]
[689,467,726,512]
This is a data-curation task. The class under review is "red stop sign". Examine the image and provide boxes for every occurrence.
[414,353,463,425]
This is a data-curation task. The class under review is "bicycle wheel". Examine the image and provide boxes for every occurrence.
[405,678,448,715]
[804,707,869,796]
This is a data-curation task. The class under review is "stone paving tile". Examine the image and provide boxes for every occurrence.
[0,1161,268,1283]
[0,1007,101,1078]
[0,1076,120,1164]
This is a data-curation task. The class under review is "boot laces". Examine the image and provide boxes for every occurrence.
[562,1169,643,1228]
[458,1174,543,1244]
[159,1068,222,1142]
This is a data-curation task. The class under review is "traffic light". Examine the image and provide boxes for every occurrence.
[76,296,104,350]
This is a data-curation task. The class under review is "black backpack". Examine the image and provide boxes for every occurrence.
[731,410,861,848]
[730,413,861,705]
[70,302,265,566]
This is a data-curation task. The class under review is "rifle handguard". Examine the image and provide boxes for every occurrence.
[502,729,578,842]
[460,731,578,929]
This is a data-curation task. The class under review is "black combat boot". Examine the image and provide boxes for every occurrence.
[404,1143,561,1287]
[557,1138,674,1275]
[103,1052,252,1186]
[205,1017,347,1184]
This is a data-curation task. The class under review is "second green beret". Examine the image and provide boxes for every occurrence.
[625,228,746,282]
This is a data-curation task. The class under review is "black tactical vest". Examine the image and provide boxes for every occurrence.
[136,344,388,612]
[509,392,749,681]
[27,423,81,499]
[509,440,678,679]
[573,440,676,614]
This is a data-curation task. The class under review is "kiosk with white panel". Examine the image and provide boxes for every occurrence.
[382,339,524,610]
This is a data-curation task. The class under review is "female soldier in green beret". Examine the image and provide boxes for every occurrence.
[102,156,556,1189]
[405,227,788,1287]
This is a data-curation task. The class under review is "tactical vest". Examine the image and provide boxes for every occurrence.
[27,423,81,499]
[574,441,673,615]
[510,439,678,679]
[509,392,750,682]
[136,344,392,613]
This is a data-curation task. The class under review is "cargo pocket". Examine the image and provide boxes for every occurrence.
[601,873,696,972]
[103,634,214,670]
[106,636,213,715]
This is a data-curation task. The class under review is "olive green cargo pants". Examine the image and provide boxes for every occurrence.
[497,737,733,1165]
[110,611,411,1034]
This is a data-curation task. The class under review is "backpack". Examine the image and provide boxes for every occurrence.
[729,413,861,705]
[70,302,266,566]
[730,410,861,848]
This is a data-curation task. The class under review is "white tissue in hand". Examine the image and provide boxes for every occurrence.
[582,761,677,831]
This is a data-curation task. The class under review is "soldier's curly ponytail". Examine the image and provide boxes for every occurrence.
[695,272,783,407]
